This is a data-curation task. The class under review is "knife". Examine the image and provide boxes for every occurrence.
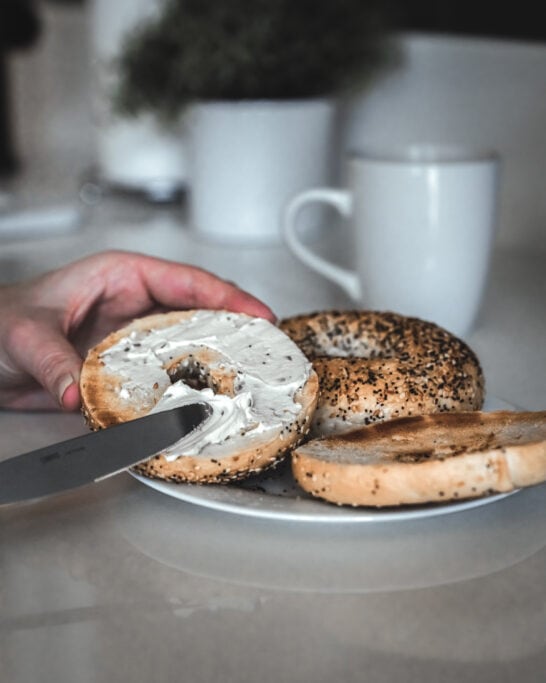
[0,402,210,506]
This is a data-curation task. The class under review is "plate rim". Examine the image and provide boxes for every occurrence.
[130,395,520,523]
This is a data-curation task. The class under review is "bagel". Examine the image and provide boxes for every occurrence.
[292,410,546,507]
[279,310,485,436]
[80,310,319,483]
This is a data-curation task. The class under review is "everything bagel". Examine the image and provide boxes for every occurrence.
[80,310,319,483]
[279,310,485,437]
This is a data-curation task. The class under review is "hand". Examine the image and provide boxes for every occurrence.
[0,250,275,411]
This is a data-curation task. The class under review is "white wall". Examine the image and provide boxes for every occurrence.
[8,2,92,205]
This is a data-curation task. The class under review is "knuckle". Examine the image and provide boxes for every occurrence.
[37,349,69,387]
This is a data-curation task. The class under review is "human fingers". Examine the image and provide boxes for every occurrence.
[4,316,83,410]
[132,256,276,321]
[30,251,276,329]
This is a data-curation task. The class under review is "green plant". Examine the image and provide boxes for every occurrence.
[115,0,393,121]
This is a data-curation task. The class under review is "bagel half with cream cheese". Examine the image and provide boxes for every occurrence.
[80,310,319,483]
[292,410,546,507]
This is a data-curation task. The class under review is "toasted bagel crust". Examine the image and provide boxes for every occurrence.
[280,310,485,436]
[292,410,546,507]
[80,310,319,483]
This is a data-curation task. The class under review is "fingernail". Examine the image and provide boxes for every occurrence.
[58,375,76,405]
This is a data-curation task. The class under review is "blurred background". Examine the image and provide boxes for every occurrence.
[1,0,546,249]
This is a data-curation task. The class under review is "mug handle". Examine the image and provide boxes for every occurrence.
[283,188,361,300]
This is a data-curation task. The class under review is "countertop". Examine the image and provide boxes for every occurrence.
[0,194,545,683]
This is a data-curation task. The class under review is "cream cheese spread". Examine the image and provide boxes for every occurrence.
[99,311,312,460]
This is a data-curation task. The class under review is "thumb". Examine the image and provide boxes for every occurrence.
[6,318,83,410]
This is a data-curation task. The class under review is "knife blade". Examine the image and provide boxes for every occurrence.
[0,402,210,506]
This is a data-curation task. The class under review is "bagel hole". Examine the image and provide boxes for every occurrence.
[168,359,218,393]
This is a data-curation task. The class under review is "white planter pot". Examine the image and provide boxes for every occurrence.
[186,99,337,244]
[94,115,187,202]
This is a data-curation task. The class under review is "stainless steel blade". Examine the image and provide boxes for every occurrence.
[0,402,210,505]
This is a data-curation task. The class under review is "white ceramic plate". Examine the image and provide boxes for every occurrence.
[130,397,520,523]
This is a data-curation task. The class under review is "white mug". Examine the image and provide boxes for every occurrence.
[283,145,500,337]
[187,99,335,244]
